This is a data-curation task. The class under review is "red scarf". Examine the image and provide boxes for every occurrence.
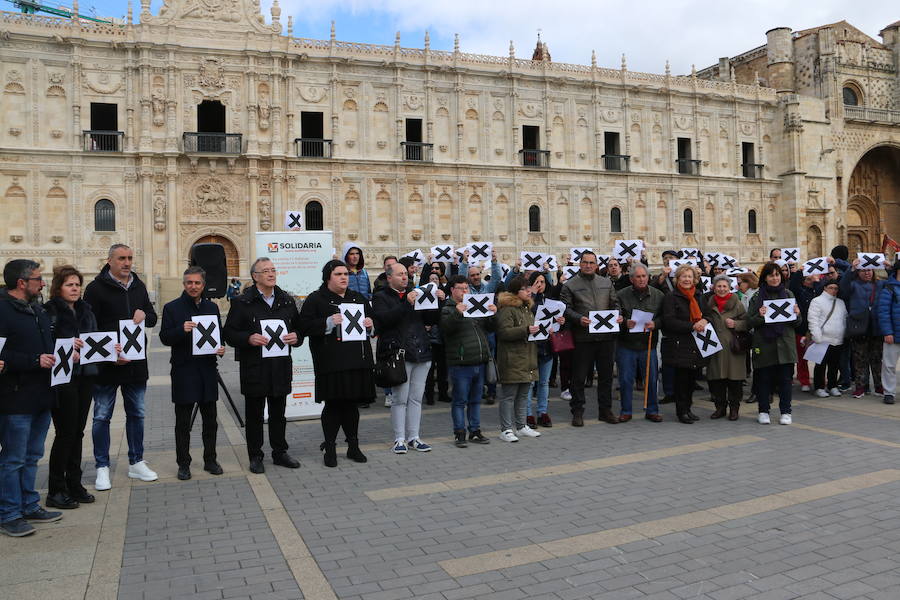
[677,284,703,323]
[713,292,732,314]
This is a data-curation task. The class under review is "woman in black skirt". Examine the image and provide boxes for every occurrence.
[298,260,376,467]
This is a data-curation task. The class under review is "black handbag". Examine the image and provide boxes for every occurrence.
[374,348,407,387]
[729,330,751,353]
[846,310,870,338]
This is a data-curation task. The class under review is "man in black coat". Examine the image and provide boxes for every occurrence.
[160,266,226,481]
[223,257,302,474]
[0,259,63,537]
[83,244,158,491]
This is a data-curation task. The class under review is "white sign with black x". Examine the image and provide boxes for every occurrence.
[692,323,722,358]
[858,252,886,270]
[338,304,367,342]
[802,256,829,277]
[414,283,439,311]
[462,293,493,318]
[50,337,75,387]
[284,210,303,230]
[613,240,643,261]
[431,245,455,263]
[781,247,801,263]
[535,299,566,332]
[669,258,699,276]
[401,249,427,267]
[191,315,221,356]
[80,331,118,365]
[763,298,797,324]
[569,247,593,263]
[260,319,290,358]
[588,310,620,334]
[528,319,554,342]
[118,319,146,361]
[519,251,548,271]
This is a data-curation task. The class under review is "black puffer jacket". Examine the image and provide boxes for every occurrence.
[83,265,158,384]
[0,289,54,414]
[43,296,99,378]
[223,285,301,398]
[371,286,439,362]
[660,288,710,370]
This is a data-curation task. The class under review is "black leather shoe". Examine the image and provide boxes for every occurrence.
[46,492,79,510]
[204,461,223,475]
[177,466,191,481]
[677,414,694,424]
[70,489,95,504]
[249,458,265,474]
[273,453,301,469]
[687,411,700,421]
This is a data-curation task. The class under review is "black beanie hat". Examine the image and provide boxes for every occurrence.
[830,245,849,261]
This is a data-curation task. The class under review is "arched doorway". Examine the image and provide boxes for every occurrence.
[193,234,239,277]
[806,225,823,258]
[846,145,900,252]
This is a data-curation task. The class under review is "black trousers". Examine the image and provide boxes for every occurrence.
[48,377,94,496]
[424,344,449,402]
[673,367,698,416]
[569,340,615,414]
[245,395,288,460]
[813,344,843,391]
[707,379,742,406]
[320,401,361,445]
[174,402,218,467]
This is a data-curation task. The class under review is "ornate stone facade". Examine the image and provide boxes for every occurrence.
[0,5,897,295]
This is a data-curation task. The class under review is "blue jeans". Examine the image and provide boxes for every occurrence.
[617,346,659,415]
[756,363,793,414]
[0,410,51,523]
[526,356,554,417]
[449,364,483,432]
[92,383,147,467]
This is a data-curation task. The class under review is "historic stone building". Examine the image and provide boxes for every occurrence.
[0,0,897,295]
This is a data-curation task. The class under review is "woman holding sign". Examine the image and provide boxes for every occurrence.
[525,271,565,428]
[298,260,375,467]
[43,265,100,509]
[704,275,749,421]
[660,265,709,424]
[746,262,802,424]
[496,276,540,441]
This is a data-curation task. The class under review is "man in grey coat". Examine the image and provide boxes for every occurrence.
[559,251,622,426]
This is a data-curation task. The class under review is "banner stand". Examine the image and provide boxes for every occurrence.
[254,231,334,421]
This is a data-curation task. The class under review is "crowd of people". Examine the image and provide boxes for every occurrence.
[0,241,897,539]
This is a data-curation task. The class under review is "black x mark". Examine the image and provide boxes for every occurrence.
[417,286,436,305]
[53,345,73,376]
[706,253,721,265]
[695,329,719,352]
[523,253,542,269]
[122,326,143,354]
[592,313,615,331]
[264,325,285,349]
[861,255,881,268]
[719,256,736,269]
[768,302,792,320]
[537,307,561,321]
[434,247,453,261]
[618,242,639,258]
[287,213,302,228]
[343,310,364,334]
[783,249,799,262]
[533,321,552,337]
[805,259,825,273]
[572,249,587,262]
[195,322,217,349]
[84,335,112,359]
[470,244,490,260]
[466,296,490,315]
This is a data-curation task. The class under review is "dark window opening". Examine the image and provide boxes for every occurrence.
[676,137,699,175]
[197,100,226,133]
[842,86,859,106]
[683,208,694,233]
[90,103,118,131]
[528,205,541,232]
[305,201,324,231]
[604,132,620,155]
[94,199,115,232]
[522,125,540,150]
[677,137,692,161]
[301,112,324,139]
[405,118,423,143]
[748,210,757,234]
[742,142,759,178]
[610,207,622,233]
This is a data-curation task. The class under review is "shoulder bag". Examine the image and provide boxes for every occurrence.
[549,328,575,353]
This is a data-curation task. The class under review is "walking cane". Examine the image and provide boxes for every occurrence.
[643,329,652,411]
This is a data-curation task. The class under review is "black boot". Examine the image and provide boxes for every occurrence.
[728,401,740,421]
[710,402,727,419]
[320,442,338,468]
[346,440,367,463]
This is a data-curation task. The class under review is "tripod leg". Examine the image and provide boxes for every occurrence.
[217,372,245,427]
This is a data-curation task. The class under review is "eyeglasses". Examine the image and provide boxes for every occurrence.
[254,268,277,274]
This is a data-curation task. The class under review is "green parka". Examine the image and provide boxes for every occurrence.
[440,296,496,366]
[746,289,801,369]
[496,292,538,384]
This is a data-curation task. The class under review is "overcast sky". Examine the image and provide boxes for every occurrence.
[69,0,898,74]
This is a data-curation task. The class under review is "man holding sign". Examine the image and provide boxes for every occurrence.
[560,251,622,426]
[224,257,302,474]
[0,260,61,537]
[84,244,159,490]
[160,267,226,481]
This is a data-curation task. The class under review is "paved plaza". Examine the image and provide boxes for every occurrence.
[3,333,900,600]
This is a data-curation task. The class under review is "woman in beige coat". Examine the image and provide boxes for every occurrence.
[705,274,749,420]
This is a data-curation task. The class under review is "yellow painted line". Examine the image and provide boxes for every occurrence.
[792,423,900,448]
[803,398,900,422]
[365,435,763,501]
[439,469,900,577]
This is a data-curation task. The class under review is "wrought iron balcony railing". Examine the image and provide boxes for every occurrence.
[183,132,242,154]
[83,130,123,152]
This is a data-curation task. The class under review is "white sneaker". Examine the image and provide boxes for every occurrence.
[384,394,393,407]
[560,389,572,401]
[516,425,541,438]
[128,460,158,482]
[801,385,811,392]
[95,466,111,491]
[779,414,793,425]
[815,389,830,398]
[499,429,519,442]
[757,412,771,425]
[830,388,842,397]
